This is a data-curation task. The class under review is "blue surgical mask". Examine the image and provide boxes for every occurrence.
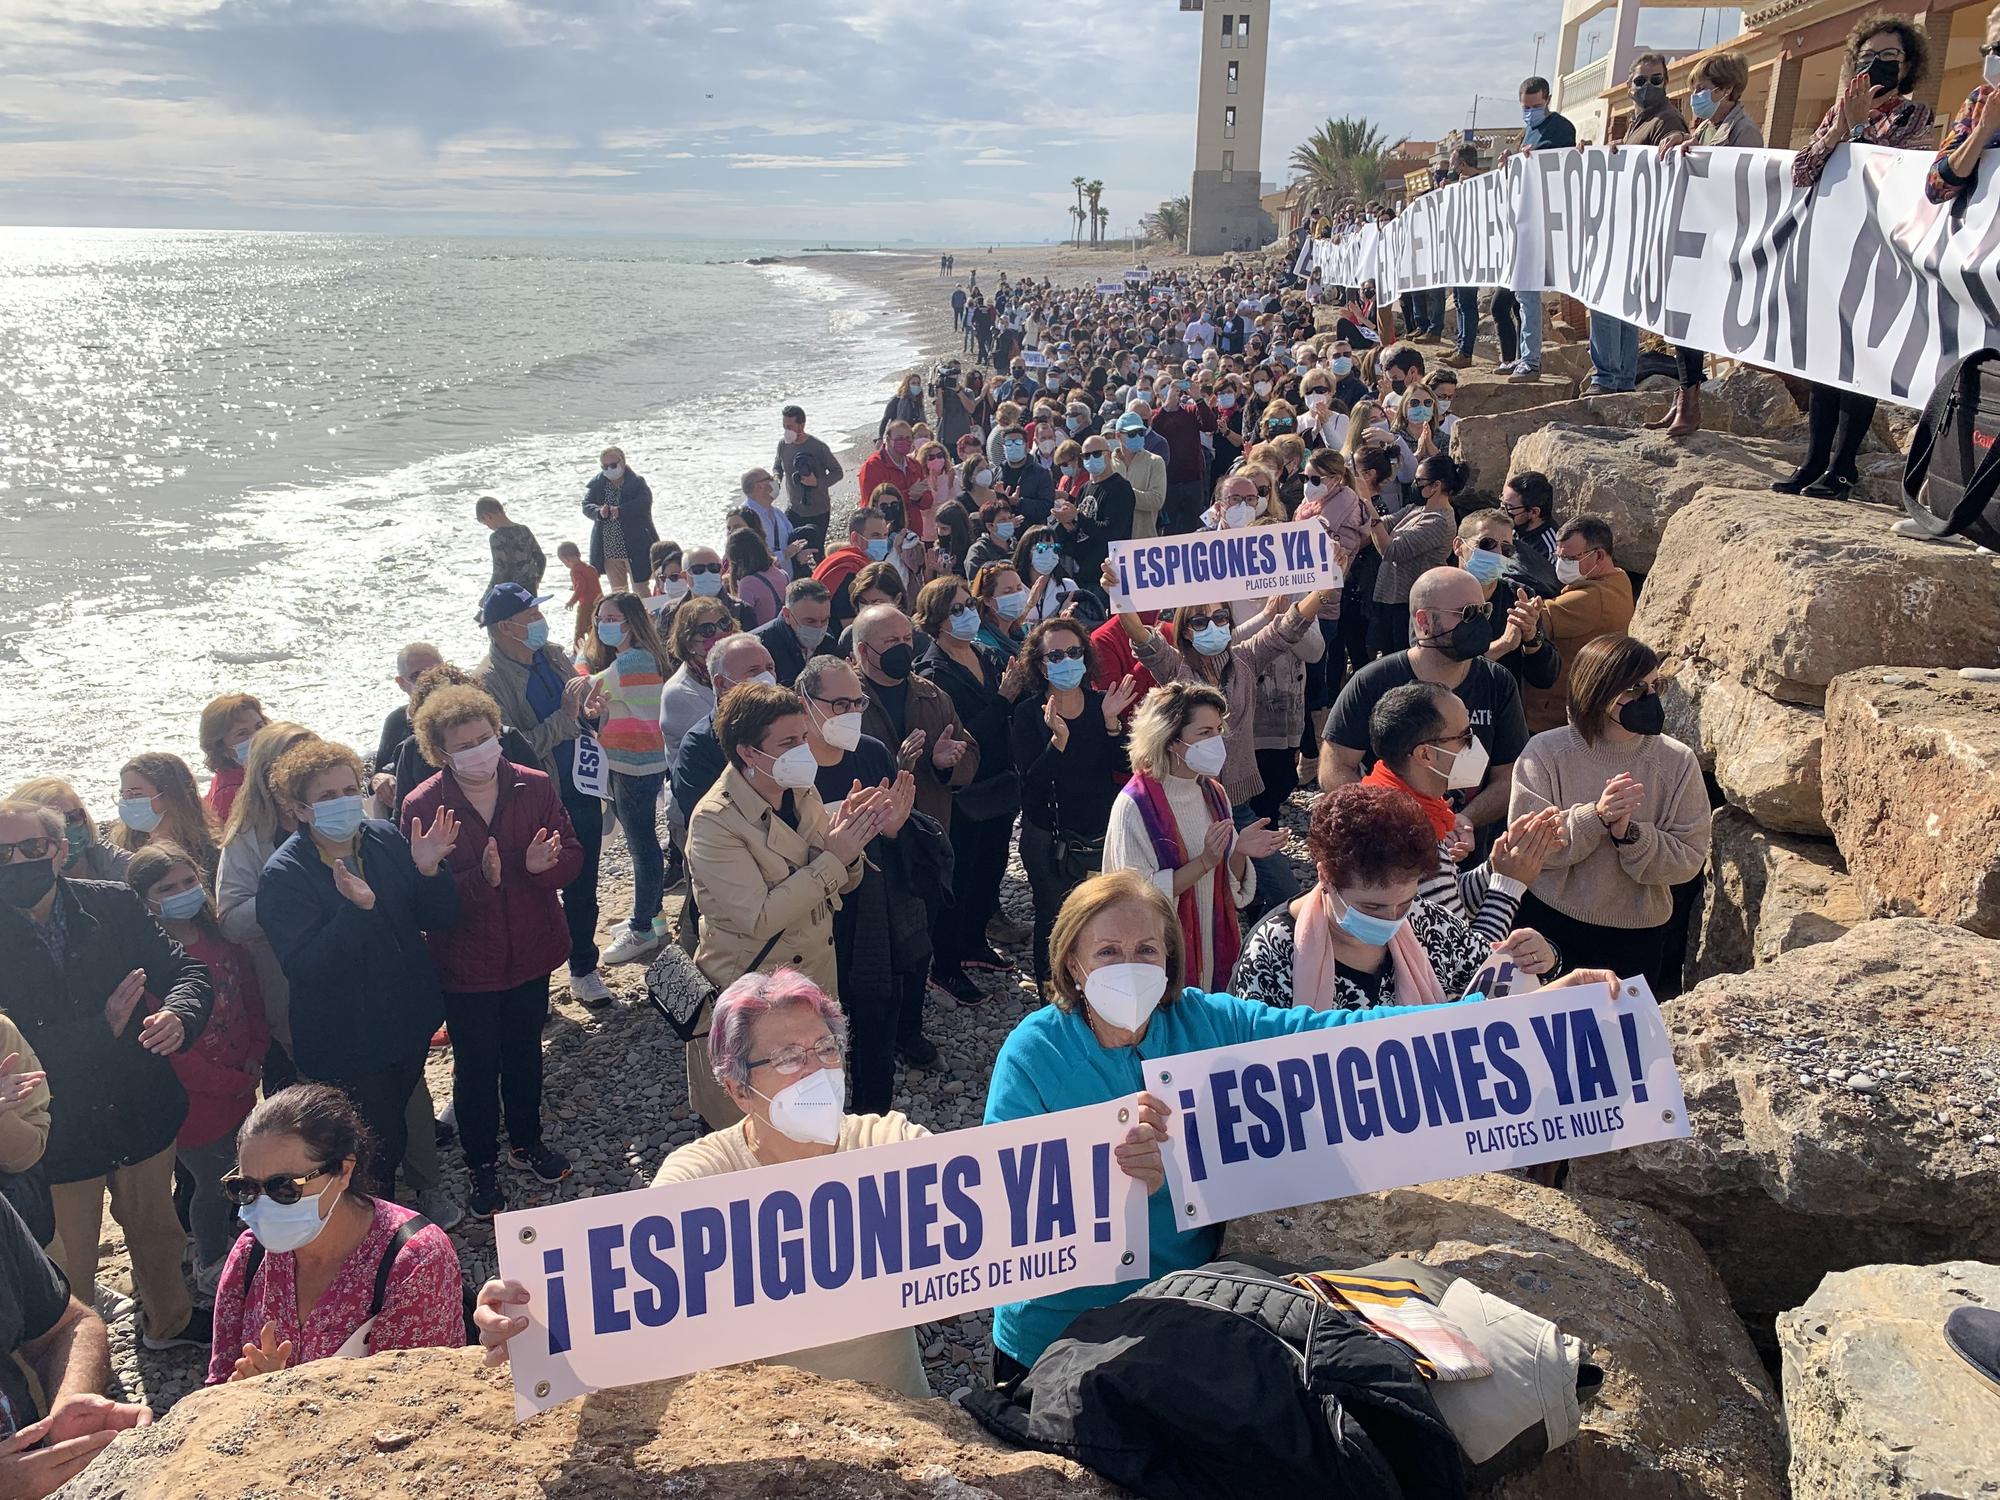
[996,520,1017,542]
[1123,433,1145,452]
[996,589,1031,621]
[232,739,254,767]
[1406,404,1434,424]
[156,885,207,922]
[1218,393,1237,409]
[596,619,625,647]
[1523,105,1549,128]
[1690,88,1717,120]
[1462,546,1507,586]
[239,1186,336,1254]
[1066,416,1084,434]
[118,797,161,833]
[1333,891,1405,946]
[524,619,550,651]
[1004,439,1027,463]
[1332,357,1354,376]
[1061,464,1081,479]
[1083,455,1107,476]
[865,537,891,561]
[1192,622,1233,656]
[949,605,981,640]
[1030,544,1059,576]
[308,795,365,842]
[1046,656,1087,691]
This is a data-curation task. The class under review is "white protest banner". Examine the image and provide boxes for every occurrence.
[1109,519,1343,614]
[1321,144,2000,408]
[495,1100,1147,1418]
[569,731,610,801]
[1152,980,1687,1229]
[1095,281,1126,295]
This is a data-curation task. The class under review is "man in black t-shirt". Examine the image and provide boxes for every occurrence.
[0,1195,148,1494]
[1319,567,1528,831]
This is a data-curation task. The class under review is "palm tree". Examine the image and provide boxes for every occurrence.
[1287,116,1390,213]
[1084,180,1104,247]
[1071,176,1087,248]
[1093,204,1110,245]
[1142,195,1191,246]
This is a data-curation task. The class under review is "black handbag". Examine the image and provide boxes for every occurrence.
[646,930,783,1043]
[1902,349,2000,550]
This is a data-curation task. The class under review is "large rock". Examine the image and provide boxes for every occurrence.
[1573,919,2000,1348]
[57,1349,1125,1500]
[1701,363,1807,434]
[1663,662,1828,834]
[1446,365,1582,421]
[1633,489,2000,706]
[1226,1173,1787,1500]
[1779,1260,2000,1500]
[1689,806,1863,983]
[1824,668,2000,937]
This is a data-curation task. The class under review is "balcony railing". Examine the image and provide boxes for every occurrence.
[1557,56,1610,108]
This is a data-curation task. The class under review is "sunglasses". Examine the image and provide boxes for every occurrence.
[1040,644,1087,664]
[692,620,729,639]
[1181,611,1234,631]
[0,837,57,862]
[220,1164,334,1207]
[689,562,723,576]
[1471,537,1516,556]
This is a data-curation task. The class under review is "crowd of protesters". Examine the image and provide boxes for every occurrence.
[11,31,2000,1485]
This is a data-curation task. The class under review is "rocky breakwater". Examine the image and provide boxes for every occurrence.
[1632,489,2000,835]
[1823,667,2000,938]
[1686,805,1865,985]
[1778,1260,2000,1500]
[1573,919,2000,1349]
[54,1348,1128,1500]
[1226,1172,1787,1500]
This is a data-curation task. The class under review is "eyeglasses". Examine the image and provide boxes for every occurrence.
[0,836,56,863]
[1222,489,1258,505]
[1985,42,2000,59]
[689,562,724,576]
[1471,537,1516,556]
[745,1036,843,1076]
[220,1165,334,1207]
[1181,611,1234,630]
[811,693,869,715]
[692,620,729,640]
[1040,645,1087,664]
[1857,48,1905,64]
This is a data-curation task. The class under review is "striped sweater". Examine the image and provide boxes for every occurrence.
[589,648,668,776]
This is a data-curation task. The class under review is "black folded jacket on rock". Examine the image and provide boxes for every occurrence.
[964,1256,1469,1500]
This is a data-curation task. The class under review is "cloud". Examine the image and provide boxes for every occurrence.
[726,153,909,171]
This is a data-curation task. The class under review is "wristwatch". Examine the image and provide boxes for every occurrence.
[1609,823,1641,847]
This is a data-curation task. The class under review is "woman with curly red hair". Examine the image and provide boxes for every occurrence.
[1230,783,1565,1012]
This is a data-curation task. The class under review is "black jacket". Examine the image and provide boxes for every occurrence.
[752,615,816,693]
[917,639,1019,823]
[582,471,660,583]
[257,822,456,1080]
[0,879,213,1184]
[670,717,728,828]
[1060,473,1136,583]
[967,1257,1467,1500]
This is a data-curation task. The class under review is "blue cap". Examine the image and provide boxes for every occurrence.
[477,581,550,626]
[1117,412,1147,433]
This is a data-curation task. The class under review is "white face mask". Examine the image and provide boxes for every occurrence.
[760,743,819,789]
[1224,502,1255,528]
[602,464,624,483]
[1178,735,1229,777]
[1433,735,1490,792]
[741,670,778,689]
[754,1066,845,1145]
[449,735,503,781]
[1555,557,1584,586]
[1082,962,1168,1032]
[1987,51,2000,87]
[658,577,690,605]
[816,707,864,751]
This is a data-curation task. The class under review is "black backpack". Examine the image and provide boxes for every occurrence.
[1902,349,2000,550]
[241,1213,479,1347]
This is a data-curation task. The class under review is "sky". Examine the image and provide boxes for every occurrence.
[0,0,1742,239]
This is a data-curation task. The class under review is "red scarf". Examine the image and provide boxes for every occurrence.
[1362,761,1456,844]
[1120,771,1240,989]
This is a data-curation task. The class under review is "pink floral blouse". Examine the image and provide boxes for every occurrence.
[206,1197,462,1385]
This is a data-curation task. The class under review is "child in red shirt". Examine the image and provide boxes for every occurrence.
[558,541,602,650]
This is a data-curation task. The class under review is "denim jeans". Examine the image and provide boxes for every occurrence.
[1588,312,1639,391]
[1233,801,1298,920]
[609,768,665,931]
[1517,290,1544,368]
[1453,287,1480,356]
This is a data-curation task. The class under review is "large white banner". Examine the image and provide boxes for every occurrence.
[1152,980,1689,1228]
[1300,144,2000,407]
[1108,519,1343,613]
[495,1100,1146,1417]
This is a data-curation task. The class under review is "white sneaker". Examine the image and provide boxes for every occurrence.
[1492,359,1519,375]
[415,1185,466,1232]
[569,969,613,1005]
[601,928,661,966]
[193,1256,227,1303]
[1891,517,1931,538]
[437,1098,456,1131]
[94,1282,135,1324]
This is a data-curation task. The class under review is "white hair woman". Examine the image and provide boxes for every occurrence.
[473,968,933,1397]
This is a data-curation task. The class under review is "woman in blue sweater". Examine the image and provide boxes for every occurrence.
[981,867,1475,1382]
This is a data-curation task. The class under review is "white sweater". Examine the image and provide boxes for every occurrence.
[1103,773,1255,991]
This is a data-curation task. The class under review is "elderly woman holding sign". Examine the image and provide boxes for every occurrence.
[982,868,1490,1384]
[474,969,934,1397]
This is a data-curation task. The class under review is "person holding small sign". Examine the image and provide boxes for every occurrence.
[475,970,934,1399]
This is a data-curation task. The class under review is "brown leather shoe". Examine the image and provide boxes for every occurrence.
[1665,385,1702,438]
[1642,391,1682,430]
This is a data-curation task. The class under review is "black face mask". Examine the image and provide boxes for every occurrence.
[0,858,57,911]
[1426,612,1494,662]
[1630,80,1666,109]
[873,642,914,681]
[1864,56,1901,94]
[1618,692,1666,736]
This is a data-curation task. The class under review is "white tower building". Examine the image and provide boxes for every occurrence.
[1182,0,1274,255]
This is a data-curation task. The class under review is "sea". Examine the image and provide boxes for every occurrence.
[0,230,927,808]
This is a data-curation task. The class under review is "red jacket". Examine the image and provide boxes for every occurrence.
[856,449,929,522]
[173,933,271,1150]
[1090,613,1167,707]
[813,543,875,603]
[401,761,582,993]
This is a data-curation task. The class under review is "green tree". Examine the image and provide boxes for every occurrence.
[1287,116,1390,212]
[1071,176,1087,248]
[1143,195,1191,245]
[1084,180,1104,247]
